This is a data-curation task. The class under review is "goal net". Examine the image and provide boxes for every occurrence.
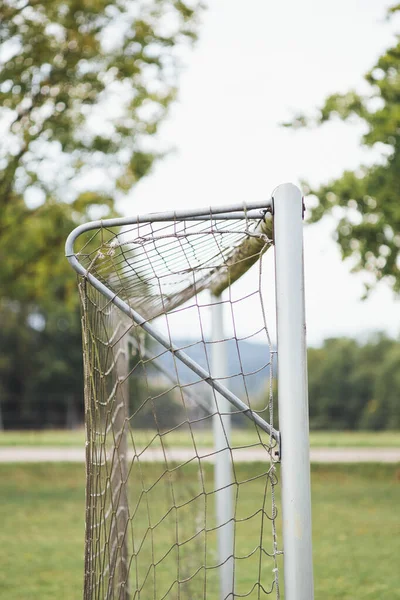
[66,187,312,600]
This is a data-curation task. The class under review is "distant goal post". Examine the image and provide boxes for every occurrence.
[66,182,313,600]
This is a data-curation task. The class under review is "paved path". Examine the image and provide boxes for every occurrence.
[0,446,399,463]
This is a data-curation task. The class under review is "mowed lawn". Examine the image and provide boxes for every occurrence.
[0,463,399,600]
[0,428,399,448]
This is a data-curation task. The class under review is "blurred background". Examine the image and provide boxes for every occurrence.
[0,0,399,431]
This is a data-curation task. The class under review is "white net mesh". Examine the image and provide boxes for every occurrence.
[74,211,282,600]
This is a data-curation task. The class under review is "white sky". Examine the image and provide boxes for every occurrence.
[119,0,400,346]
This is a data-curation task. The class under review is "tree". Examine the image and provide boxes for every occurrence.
[286,5,400,294]
[308,338,364,430]
[0,303,84,428]
[307,334,399,431]
[0,0,204,428]
[366,342,400,429]
[0,0,203,307]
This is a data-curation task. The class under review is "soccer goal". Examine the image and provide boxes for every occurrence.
[66,182,313,600]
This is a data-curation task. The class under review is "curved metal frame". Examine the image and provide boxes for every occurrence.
[65,197,279,443]
[66,185,315,600]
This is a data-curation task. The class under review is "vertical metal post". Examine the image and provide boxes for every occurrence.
[108,311,130,600]
[273,183,314,600]
[211,294,234,600]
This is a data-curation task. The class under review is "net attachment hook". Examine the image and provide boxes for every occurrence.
[269,434,281,463]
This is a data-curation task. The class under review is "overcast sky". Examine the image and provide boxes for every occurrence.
[120,0,400,346]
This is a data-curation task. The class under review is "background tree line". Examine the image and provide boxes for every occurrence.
[307,334,400,431]
[2,326,400,430]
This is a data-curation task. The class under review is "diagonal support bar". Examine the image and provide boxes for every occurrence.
[127,335,212,415]
[66,252,279,443]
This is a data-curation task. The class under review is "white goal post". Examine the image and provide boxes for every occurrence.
[66,182,313,600]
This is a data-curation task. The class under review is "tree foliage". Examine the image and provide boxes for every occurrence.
[308,335,400,431]
[0,0,203,307]
[0,302,84,428]
[0,0,203,428]
[287,6,400,294]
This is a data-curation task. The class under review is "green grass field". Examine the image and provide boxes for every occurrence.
[0,428,399,448]
[1,462,399,600]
